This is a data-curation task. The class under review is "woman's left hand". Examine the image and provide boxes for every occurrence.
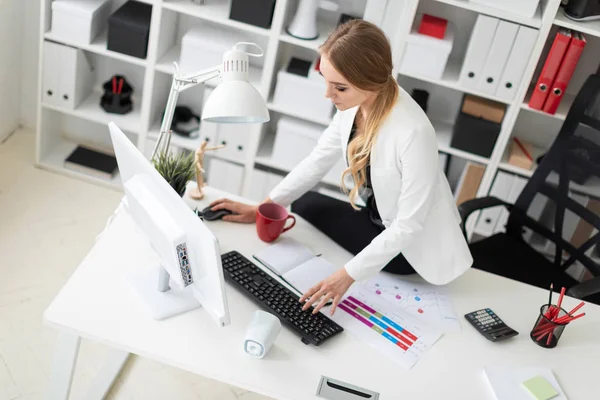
[300,268,355,316]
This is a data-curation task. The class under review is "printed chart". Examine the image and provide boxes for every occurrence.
[362,274,460,332]
[333,288,443,369]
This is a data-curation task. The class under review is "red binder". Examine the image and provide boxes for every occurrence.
[528,29,572,110]
[542,32,586,115]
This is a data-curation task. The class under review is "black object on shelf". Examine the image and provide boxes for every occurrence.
[168,106,201,138]
[101,75,133,115]
[107,1,152,59]
[64,145,118,180]
[287,57,312,77]
[450,112,501,158]
[229,0,276,29]
[338,13,360,26]
[412,89,429,113]
[536,136,600,185]
[564,0,600,21]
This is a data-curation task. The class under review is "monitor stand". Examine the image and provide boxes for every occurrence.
[129,264,200,320]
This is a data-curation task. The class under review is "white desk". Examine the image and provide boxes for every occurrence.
[44,187,600,400]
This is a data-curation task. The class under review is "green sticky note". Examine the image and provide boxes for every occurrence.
[521,375,559,400]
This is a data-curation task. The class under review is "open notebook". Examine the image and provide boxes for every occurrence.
[253,237,337,295]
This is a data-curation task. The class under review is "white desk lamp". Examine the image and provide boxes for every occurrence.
[151,42,270,160]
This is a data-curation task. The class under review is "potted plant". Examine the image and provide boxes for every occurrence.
[152,150,196,197]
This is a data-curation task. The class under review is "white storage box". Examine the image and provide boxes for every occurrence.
[51,0,111,45]
[399,22,454,80]
[470,0,540,19]
[273,70,334,122]
[180,27,240,75]
[272,117,324,170]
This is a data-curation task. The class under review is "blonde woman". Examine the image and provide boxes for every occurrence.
[210,20,472,315]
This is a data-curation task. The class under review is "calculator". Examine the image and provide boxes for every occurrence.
[464,308,519,342]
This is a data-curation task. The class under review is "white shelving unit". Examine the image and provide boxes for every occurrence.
[35,0,599,221]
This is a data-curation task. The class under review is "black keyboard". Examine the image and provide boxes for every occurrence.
[221,251,344,346]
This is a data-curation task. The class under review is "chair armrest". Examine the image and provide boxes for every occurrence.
[458,197,513,239]
[567,276,600,300]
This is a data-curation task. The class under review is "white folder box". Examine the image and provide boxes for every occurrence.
[216,125,252,162]
[399,22,454,80]
[42,41,62,107]
[470,0,540,19]
[58,44,94,110]
[474,172,515,237]
[458,15,499,90]
[51,0,111,45]
[207,158,245,196]
[496,26,538,101]
[493,176,527,233]
[249,169,271,202]
[477,20,519,95]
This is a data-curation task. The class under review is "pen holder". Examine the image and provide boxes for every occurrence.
[100,75,133,115]
[530,305,569,349]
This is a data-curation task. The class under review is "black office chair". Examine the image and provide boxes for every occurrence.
[459,74,600,305]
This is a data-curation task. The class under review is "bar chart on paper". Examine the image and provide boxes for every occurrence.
[334,289,443,369]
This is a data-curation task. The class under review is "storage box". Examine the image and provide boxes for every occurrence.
[399,21,454,79]
[51,0,111,45]
[273,69,334,122]
[508,138,535,170]
[272,117,323,169]
[418,14,448,39]
[470,0,540,19]
[450,112,501,158]
[179,27,234,75]
[107,1,152,59]
[229,0,276,29]
[461,95,506,124]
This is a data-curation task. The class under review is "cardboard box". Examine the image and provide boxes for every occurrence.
[461,95,506,124]
[508,138,535,170]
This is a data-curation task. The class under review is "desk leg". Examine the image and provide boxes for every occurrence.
[85,348,130,400]
[46,332,81,400]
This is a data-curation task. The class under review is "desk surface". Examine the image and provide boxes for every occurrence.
[44,187,600,399]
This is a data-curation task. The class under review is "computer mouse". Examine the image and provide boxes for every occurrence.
[200,206,233,221]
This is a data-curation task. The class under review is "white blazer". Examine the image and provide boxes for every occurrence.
[269,87,473,285]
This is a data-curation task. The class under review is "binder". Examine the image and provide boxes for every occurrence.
[477,20,519,95]
[458,15,499,90]
[474,172,514,237]
[496,26,538,101]
[58,45,94,109]
[542,32,587,114]
[528,29,572,110]
[207,158,244,195]
[493,176,527,234]
[42,41,62,106]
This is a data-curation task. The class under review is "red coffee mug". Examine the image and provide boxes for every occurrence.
[256,203,296,243]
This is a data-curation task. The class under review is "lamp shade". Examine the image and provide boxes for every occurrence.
[202,80,270,123]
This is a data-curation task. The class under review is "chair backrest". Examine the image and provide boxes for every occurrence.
[506,74,600,278]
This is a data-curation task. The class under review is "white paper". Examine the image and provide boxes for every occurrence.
[332,282,443,369]
[484,366,566,400]
[253,237,315,275]
[283,257,337,295]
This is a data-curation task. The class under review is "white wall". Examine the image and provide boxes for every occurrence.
[21,0,41,130]
[0,0,24,139]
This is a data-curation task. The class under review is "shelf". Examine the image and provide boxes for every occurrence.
[44,31,147,67]
[156,46,263,89]
[148,123,205,152]
[255,134,340,187]
[433,0,543,28]
[38,140,122,191]
[399,60,512,105]
[162,0,271,37]
[498,162,535,178]
[433,120,490,164]
[267,102,332,126]
[42,92,143,134]
[279,19,333,51]
[554,8,600,38]
[520,93,576,121]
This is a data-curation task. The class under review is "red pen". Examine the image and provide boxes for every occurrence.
[117,78,124,95]
[112,76,117,94]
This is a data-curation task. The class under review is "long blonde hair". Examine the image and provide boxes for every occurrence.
[320,20,399,209]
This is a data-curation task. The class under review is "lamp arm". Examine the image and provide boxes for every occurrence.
[151,63,221,160]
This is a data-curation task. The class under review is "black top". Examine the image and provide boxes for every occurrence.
[348,122,384,227]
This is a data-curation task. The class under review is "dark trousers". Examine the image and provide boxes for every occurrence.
[291,191,415,275]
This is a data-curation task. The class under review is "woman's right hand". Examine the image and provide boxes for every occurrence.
[209,198,259,223]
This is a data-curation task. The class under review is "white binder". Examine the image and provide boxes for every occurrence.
[42,41,62,106]
[474,172,514,237]
[249,169,271,202]
[493,176,527,233]
[496,26,539,101]
[458,15,499,89]
[208,158,245,196]
[477,20,519,95]
[58,44,93,109]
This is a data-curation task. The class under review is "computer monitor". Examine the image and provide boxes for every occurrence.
[108,122,230,326]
